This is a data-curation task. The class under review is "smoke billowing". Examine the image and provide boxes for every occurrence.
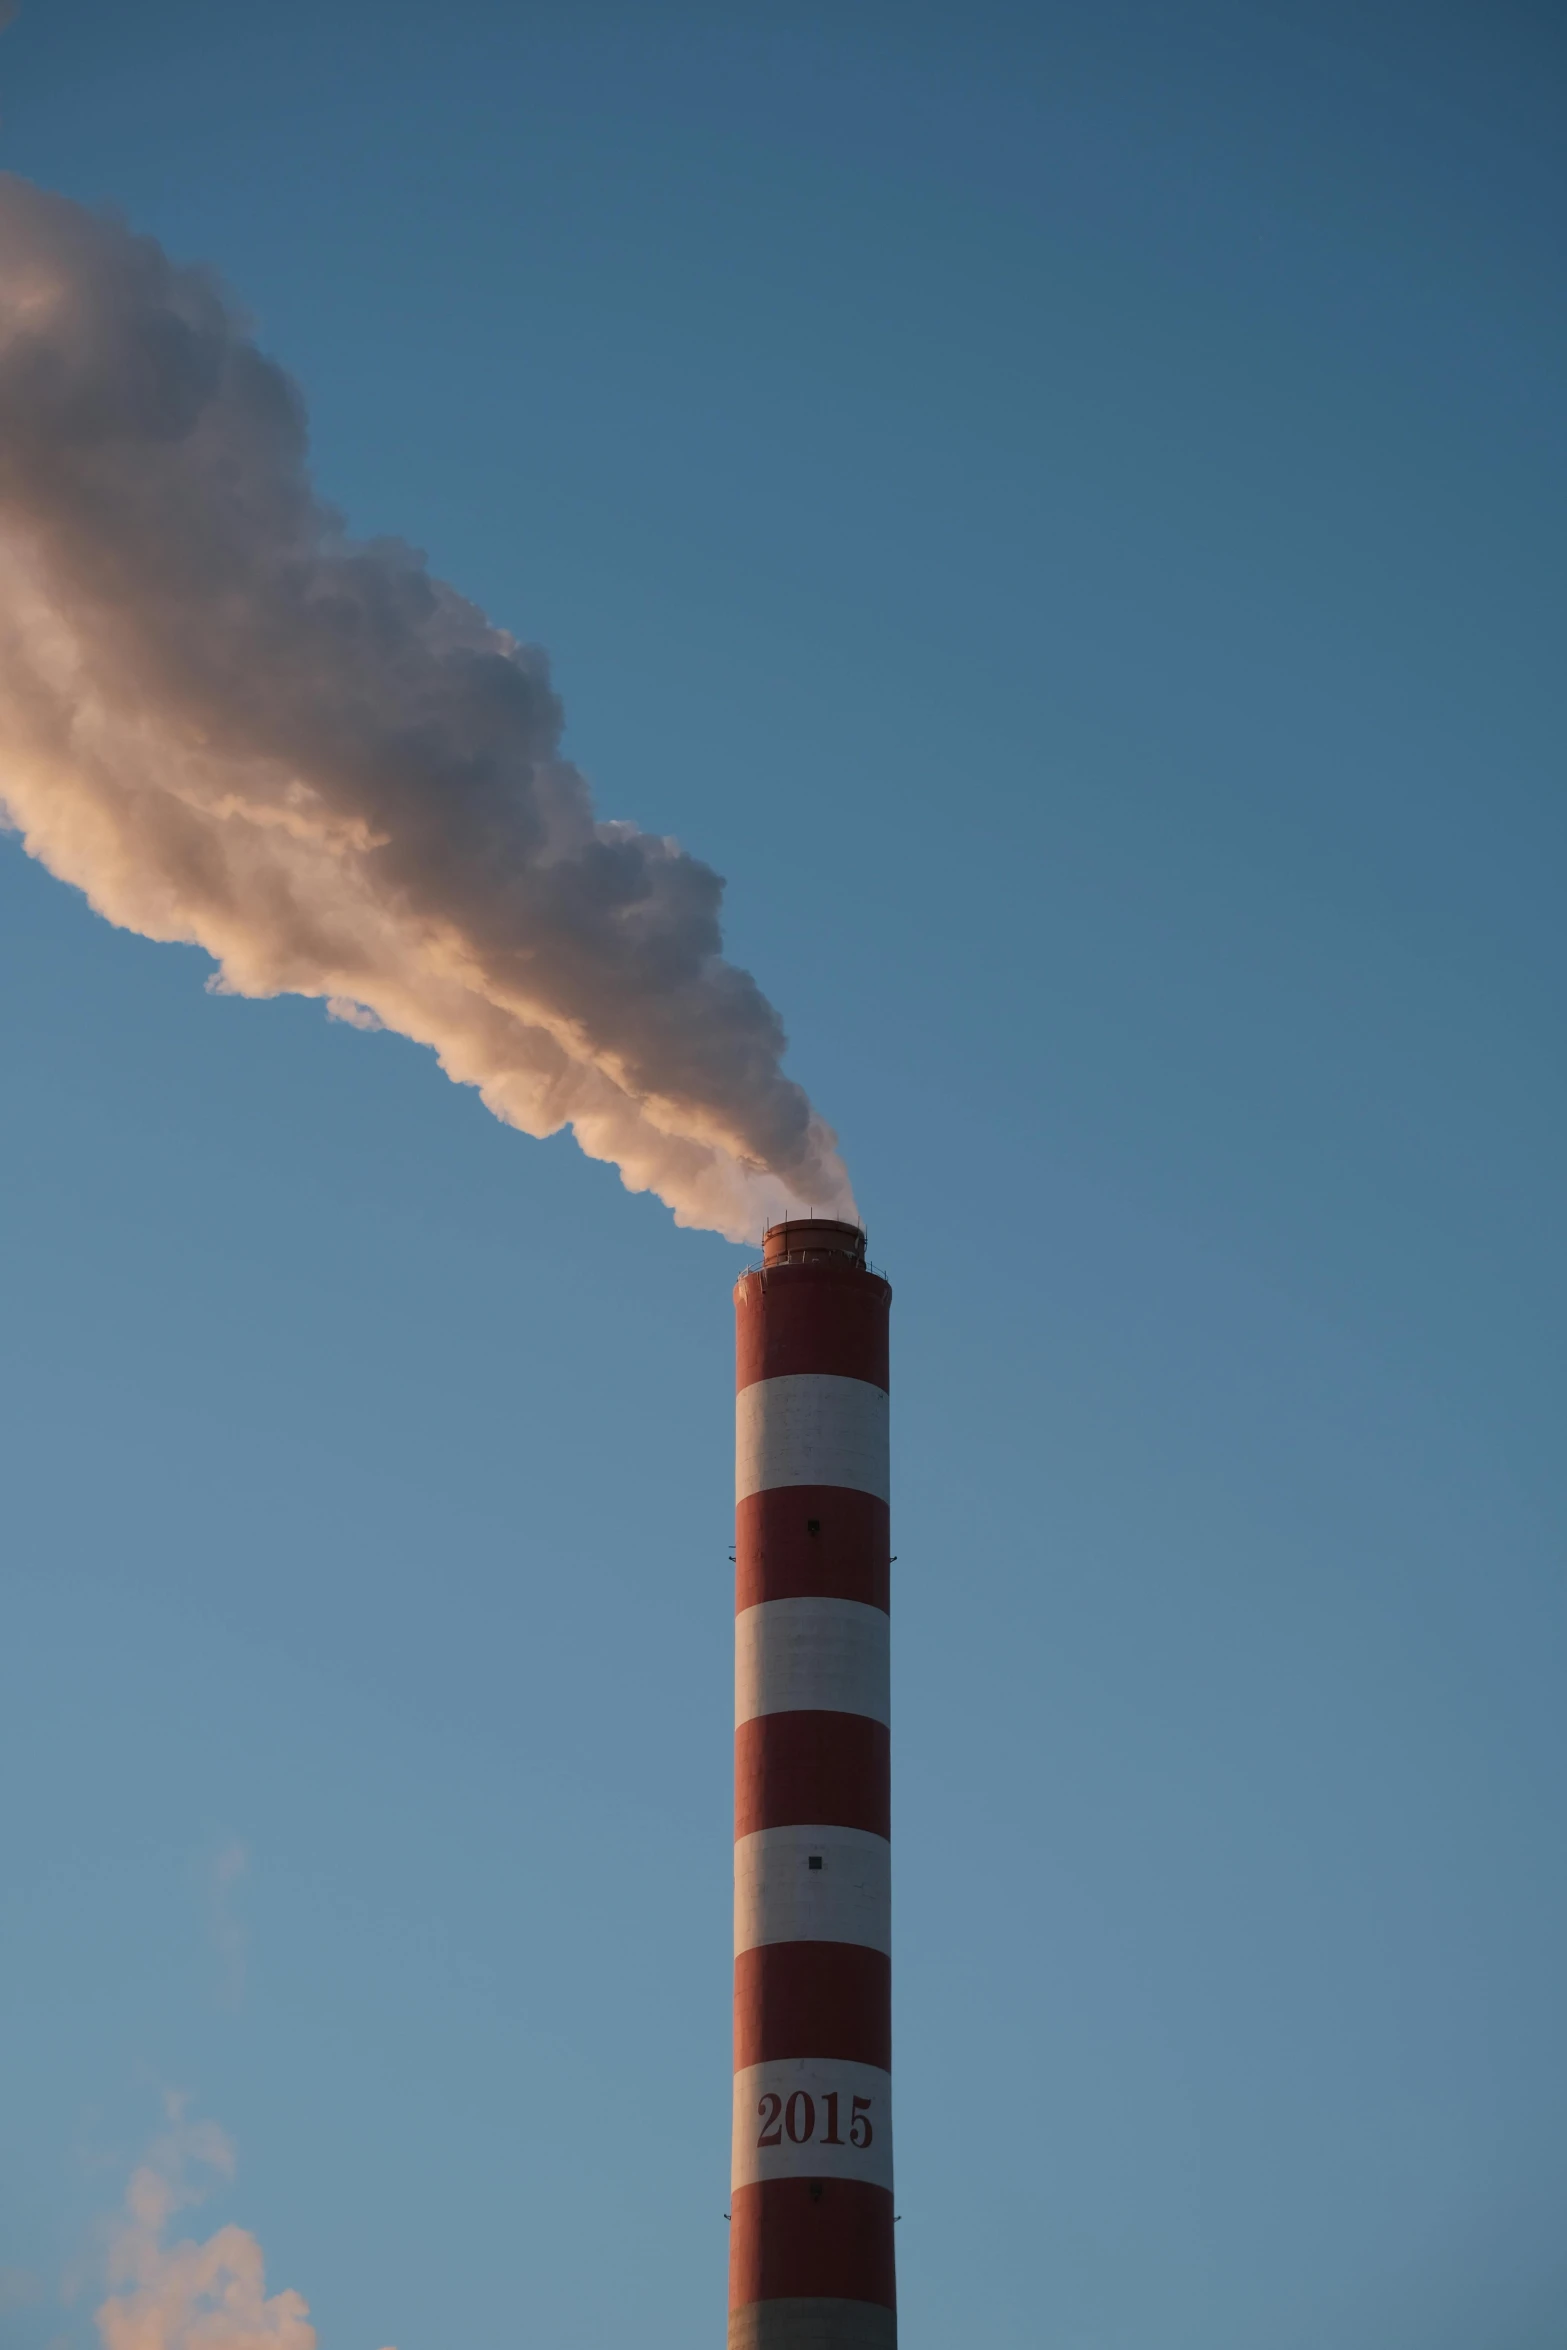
[0,176,853,1240]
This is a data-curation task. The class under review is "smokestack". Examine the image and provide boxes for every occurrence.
[731,1219,894,2349]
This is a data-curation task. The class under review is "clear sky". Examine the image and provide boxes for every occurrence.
[2,5,1564,2345]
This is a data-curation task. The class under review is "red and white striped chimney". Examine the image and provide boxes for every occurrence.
[730,1218,895,2350]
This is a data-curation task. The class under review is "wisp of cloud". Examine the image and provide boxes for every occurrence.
[96,2103,375,2350]
[0,176,854,1240]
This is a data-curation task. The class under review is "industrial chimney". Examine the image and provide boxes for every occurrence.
[730,1219,895,2349]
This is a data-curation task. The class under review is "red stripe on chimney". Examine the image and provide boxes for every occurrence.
[735,1712,891,1841]
[736,1487,891,1614]
[733,1942,892,2073]
[728,2180,897,2312]
[736,1265,890,1392]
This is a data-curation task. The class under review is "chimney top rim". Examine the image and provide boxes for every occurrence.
[760,1217,867,1269]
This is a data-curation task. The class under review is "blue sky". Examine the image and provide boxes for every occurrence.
[2,5,1564,2345]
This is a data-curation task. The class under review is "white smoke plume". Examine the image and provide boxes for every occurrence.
[95,2102,378,2350]
[0,176,854,1240]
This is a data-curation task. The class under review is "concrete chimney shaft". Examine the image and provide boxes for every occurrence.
[730,1220,895,2350]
